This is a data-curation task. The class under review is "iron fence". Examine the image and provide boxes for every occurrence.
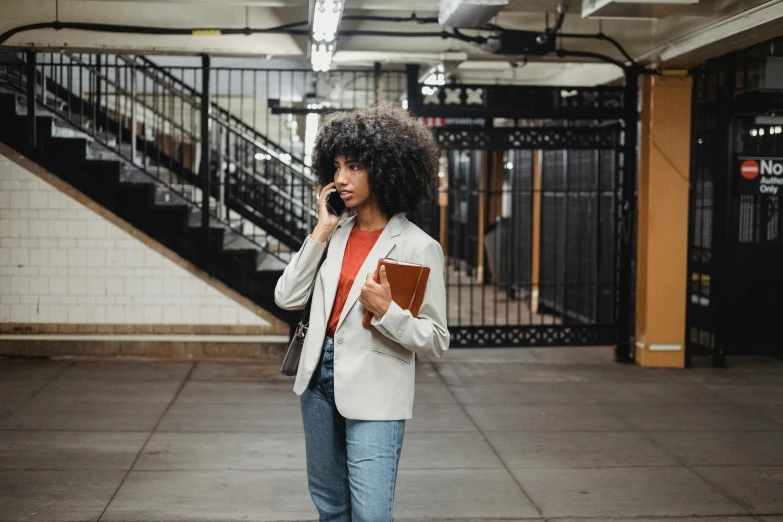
[687,36,783,362]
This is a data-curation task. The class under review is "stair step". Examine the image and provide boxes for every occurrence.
[154,185,194,206]
[51,122,94,141]
[3,91,56,118]
[222,228,267,251]
[257,250,291,271]
[42,136,89,164]
[85,141,157,167]
[188,209,227,229]
[266,236,285,249]
[86,146,139,163]
[2,71,308,329]
[119,164,177,186]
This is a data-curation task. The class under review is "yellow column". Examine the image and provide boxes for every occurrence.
[531,150,542,313]
[635,73,692,368]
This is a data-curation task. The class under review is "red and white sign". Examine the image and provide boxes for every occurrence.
[421,117,445,127]
[737,157,783,195]
[419,117,486,127]
[740,159,759,180]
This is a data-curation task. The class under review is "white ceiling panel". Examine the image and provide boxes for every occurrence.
[1,0,780,87]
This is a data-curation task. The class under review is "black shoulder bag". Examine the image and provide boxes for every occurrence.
[280,243,329,376]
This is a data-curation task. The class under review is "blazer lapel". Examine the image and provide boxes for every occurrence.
[321,213,357,321]
[333,212,407,333]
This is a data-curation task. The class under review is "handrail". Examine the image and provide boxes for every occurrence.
[66,53,315,219]
[28,52,295,260]
[216,125,318,222]
[109,54,318,239]
[113,55,316,205]
[122,55,313,176]
[6,51,319,252]
[209,107,314,183]
[66,54,199,142]
[217,112,316,185]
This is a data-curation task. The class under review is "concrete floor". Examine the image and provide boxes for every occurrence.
[1,348,782,522]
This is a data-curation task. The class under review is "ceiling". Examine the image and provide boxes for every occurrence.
[1,0,782,86]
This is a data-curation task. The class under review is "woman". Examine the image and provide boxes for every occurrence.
[274,102,449,521]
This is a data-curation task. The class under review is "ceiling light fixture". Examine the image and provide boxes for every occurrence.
[309,0,344,72]
[304,101,331,166]
[420,64,447,95]
[423,64,446,86]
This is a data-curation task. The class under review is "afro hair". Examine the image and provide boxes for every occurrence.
[311,101,440,218]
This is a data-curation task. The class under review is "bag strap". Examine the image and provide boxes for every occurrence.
[297,242,330,327]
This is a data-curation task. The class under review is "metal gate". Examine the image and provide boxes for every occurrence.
[687,37,783,364]
[161,62,638,353]
[406,71,638,352]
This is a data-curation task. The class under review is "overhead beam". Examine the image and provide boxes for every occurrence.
[642,0,783,65]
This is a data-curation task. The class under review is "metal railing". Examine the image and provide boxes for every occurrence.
[0,51,324,258]
[122,55,314,174]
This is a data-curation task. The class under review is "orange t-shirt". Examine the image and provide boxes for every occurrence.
[325,226,385,337]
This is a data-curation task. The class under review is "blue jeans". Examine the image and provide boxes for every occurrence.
[300,336,405,522]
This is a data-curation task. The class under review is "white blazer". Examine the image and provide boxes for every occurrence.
[274,211,450,420]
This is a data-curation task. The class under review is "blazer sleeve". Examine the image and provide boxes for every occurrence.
[370,239,450,358]
[274,234,328,311]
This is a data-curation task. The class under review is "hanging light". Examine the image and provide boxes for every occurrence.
[304,101,330,167]
[310,0,344,72]
[311,42,335,72]
[419,64,446,96]
[421,64,446,87]
[312,0,342,42]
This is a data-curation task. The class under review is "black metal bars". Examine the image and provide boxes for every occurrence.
[687,36,783,362]
[200,54,211,256]
[25,51,35,148]
[405,70,634,348]
[614,69,638,363]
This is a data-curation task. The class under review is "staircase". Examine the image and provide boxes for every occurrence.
[0,52,316,330]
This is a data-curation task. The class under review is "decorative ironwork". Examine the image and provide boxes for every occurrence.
[433,126,620,150]
[450,325,616,348]
[687,36,783,363]
[418,84,625,119]
[406,63,637,352]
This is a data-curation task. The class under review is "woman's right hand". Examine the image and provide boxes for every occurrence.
[311,182,340,242]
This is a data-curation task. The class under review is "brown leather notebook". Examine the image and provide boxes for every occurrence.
[362,257,431,328]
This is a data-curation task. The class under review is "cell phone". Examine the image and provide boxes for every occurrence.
[326,190,347,216]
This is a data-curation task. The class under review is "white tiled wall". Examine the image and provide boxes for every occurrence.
[0,154,270,326]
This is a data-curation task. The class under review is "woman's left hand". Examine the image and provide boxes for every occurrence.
[360,265,392,319]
